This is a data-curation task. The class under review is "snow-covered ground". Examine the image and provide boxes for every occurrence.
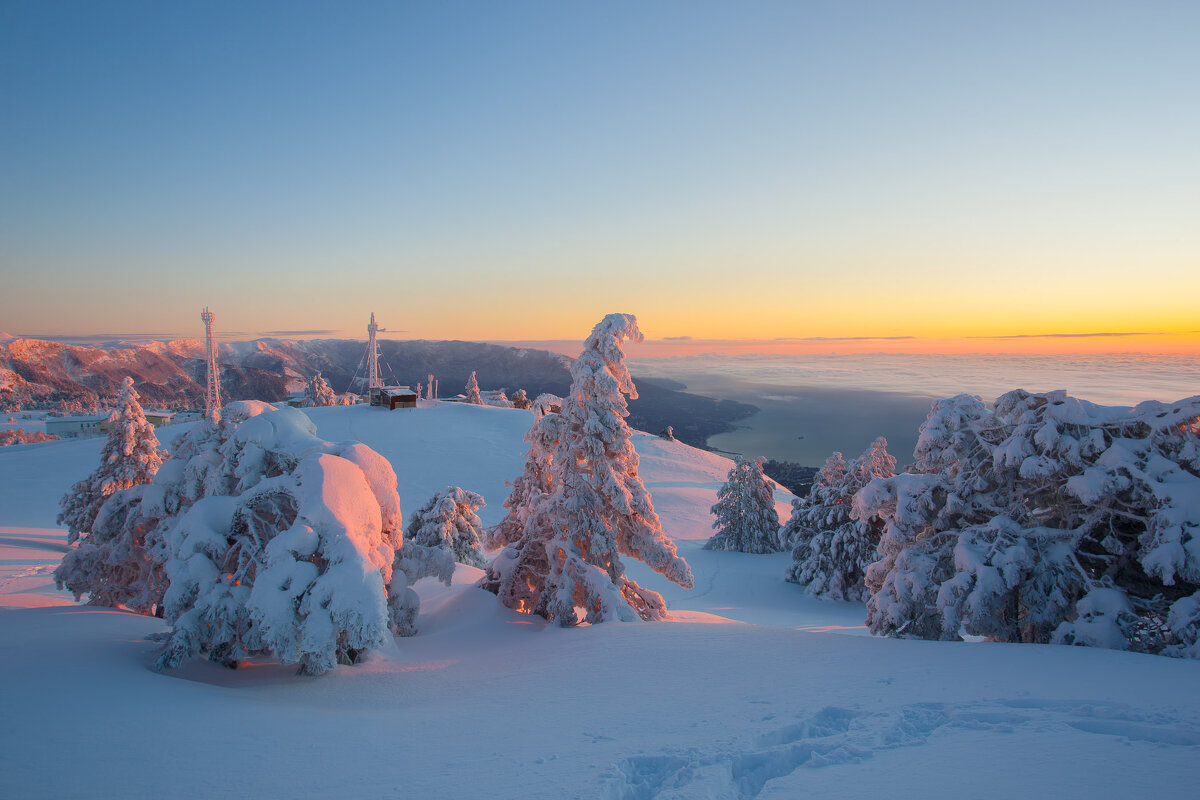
[1,403,1197,798]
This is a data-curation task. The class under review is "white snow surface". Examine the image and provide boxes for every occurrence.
[1,402,1197,798]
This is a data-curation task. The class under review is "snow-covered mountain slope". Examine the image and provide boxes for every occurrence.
[0,337,755,451]
[0,404,1196,799]
[0,336,573,408]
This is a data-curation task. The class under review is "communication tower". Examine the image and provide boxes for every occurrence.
[201,307,221,421]
[367,312,384,390]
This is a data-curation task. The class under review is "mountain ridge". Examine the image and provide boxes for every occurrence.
[0,336,758,451]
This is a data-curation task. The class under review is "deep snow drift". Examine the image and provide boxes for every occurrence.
[1,402,1197,799]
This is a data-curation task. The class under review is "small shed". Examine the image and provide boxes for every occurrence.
[143,410,177,427]
[370,386,418,410]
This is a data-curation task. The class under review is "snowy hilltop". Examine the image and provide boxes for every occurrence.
[1,359,1198,796]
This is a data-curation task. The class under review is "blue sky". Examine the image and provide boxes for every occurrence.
[2,1,1198,348]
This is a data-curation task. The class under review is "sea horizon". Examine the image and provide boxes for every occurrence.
[629,351,1199,467]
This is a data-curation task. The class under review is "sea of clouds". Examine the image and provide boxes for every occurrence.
[630,352,1199,407]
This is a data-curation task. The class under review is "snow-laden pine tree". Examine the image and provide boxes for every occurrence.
[482,389,512,408]
[464,371,483,405]
[858,390,1200,657]
[704,456,781,553]
[145,404,454,674]
[53,402,279,615]
[783,437,896,601]
[480,314,694,625]
[510,389,531,410]
[780,452,848,551]
[57,377,165,545]
[54,400,445,674]
[483,393,562,550]
[302,372,336,407]
[54,376,167,610]
[405,486,487,568]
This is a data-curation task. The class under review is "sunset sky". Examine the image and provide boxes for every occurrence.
[2,1,1197,353]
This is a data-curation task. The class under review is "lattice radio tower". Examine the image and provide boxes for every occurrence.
[201,307,222,421]
[367,311,384,390]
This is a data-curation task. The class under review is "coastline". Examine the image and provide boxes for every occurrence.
[700,383,936,467]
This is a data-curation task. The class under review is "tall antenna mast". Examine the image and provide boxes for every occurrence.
[367,311,385,390]
[201,307,221,421]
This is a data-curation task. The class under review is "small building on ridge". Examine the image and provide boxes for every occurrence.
[370,386,417,410]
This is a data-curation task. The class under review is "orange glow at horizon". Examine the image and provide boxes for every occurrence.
[492,331,1200,359]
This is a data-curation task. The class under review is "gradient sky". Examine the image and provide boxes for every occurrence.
[2,1,1198,351]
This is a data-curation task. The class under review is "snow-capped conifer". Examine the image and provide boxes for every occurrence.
[1165,591,1200,660]
[54,377,167,611]
[780,452,848,552]
[302,372,336,407]
[480,314,694,625]
[406,486,487,568]
[464,371,483,405]
[784,438,896,601]
[57,377,165,545]
[510,389,531,410]
[704,456,781,553]
[860,390,1200,657]
[857,471,958,640]
[147,405,437,674]
[58,400,438,674]
[483,393,562,550]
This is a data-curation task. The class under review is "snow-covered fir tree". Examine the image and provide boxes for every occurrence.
[480,314,694,625]
[405,486,487,568]
[784,437,896,601]
[57,377,165,545]
[781,452,847,550]
[510,389,531,410]
[302,372,337,407]
[145,404,454,674]
[53,400,447,674]
[463,371,483,405]
[704,456,781,553]
[857,390,1200,657]
[483,393,562,551]
[54,376,167,611]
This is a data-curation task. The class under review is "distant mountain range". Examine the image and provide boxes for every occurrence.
[0,337,758,450]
